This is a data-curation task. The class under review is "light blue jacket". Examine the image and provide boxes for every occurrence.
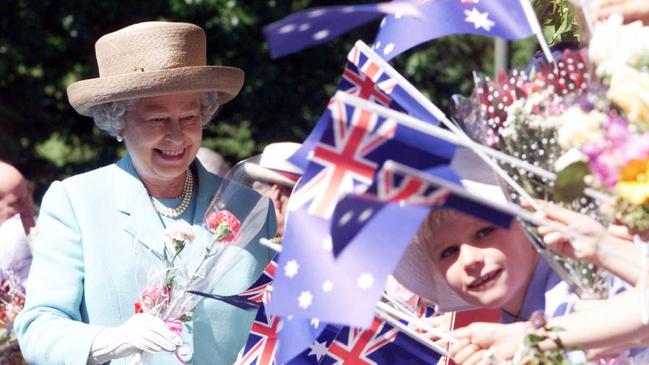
[15,155,275,365]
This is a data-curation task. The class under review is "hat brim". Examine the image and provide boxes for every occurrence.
[243,162,298,187]
[67,66,244,116]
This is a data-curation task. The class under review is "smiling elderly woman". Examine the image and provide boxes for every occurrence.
[14,22,275,365]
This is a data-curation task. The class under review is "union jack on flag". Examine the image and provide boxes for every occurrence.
[329,162,460,257]
[320,317,442,365]
[235,259,278,305]
[289,41,443,171]
[342,46,398,108]
[288,100,398,219]
[372,163,456,205]
[235,306,282,365]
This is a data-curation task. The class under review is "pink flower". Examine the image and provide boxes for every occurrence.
[134,283,171,313]
[163,221,195,242]
[165,318,183,337]
[205,210,241,243]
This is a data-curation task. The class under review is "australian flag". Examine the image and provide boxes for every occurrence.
[287,96,456,220]
[290,40,444,170]
[269,91,458,319]
[374,0,537,61]
[234,260,279,365]
[330,160,514,257]
[320,317,442,364]
[263,2,420,58]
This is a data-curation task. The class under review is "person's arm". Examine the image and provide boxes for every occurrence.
[452,288,648,363]
[14,181,106,365]
[592,0,649,24]
[14,182,180,365]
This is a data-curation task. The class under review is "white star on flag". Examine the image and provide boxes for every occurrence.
[298,291,313,309]
[464,7,495,31]
[278,24,296,34]
[312,29,330,40]
[357,272,374,289]
[310,318,320,328]
[308,340,329,361]
[322,280,334,292]
[383,43,395,56]
[284,259,300,278]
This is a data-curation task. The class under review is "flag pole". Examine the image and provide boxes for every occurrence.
[375,303,451,357]
[376,300,457,345]
[518,0,556,66]
[333,89,612,205]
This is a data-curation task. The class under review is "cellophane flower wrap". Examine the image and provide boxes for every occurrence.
[453,46,614,299]
[134,160,272,363]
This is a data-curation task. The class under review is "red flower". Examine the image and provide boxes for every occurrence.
[205,210,241,243]
[134,301,143,314]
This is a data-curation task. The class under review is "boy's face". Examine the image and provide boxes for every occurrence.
[427,213,537,312]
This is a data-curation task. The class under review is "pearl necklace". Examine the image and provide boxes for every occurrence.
[151,170,194,218]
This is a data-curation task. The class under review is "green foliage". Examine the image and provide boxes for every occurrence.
[532,0,583,44]
[553,161,589,202]
[0,0,535,202]
[519,313,583,365]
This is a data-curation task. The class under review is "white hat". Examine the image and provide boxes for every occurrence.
[393,147,508,311]
[243,142,303,187]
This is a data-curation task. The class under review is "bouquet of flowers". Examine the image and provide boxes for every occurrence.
[0,269,26,364]
[134,160,273,363]
[453,46,615,299]
[558,14,649,235]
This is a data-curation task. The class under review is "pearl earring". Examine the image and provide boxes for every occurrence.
[116,135,123,142]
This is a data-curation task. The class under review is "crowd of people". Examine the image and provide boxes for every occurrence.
[2,0,649,364]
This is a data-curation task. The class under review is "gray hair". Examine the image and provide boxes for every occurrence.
[88,92,222,137]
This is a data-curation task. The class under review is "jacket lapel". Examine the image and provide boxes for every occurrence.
[192,161,223,227]
[114,155,166,261]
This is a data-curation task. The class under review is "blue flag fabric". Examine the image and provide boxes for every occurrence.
[289,41,443,170]
[374,0,536,61]
[263,3,420,58]
[267,202,431,327]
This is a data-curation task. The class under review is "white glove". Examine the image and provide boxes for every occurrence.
[88,314,182,364]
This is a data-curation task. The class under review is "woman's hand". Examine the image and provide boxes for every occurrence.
[88,313,182,364]
[451,322,527,364]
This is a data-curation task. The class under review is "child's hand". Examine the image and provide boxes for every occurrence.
[451,322,526,364]
[592,0,649,24]
[418,312,453,341]
[447,338,488,365]
[525,200,606,262]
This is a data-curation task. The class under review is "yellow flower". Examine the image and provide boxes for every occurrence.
[616,158,649,205]
[608,66,649,128]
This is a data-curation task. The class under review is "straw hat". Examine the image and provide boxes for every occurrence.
[67,21,244,116]
[244,142,303,187]
[392,147,509,312]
